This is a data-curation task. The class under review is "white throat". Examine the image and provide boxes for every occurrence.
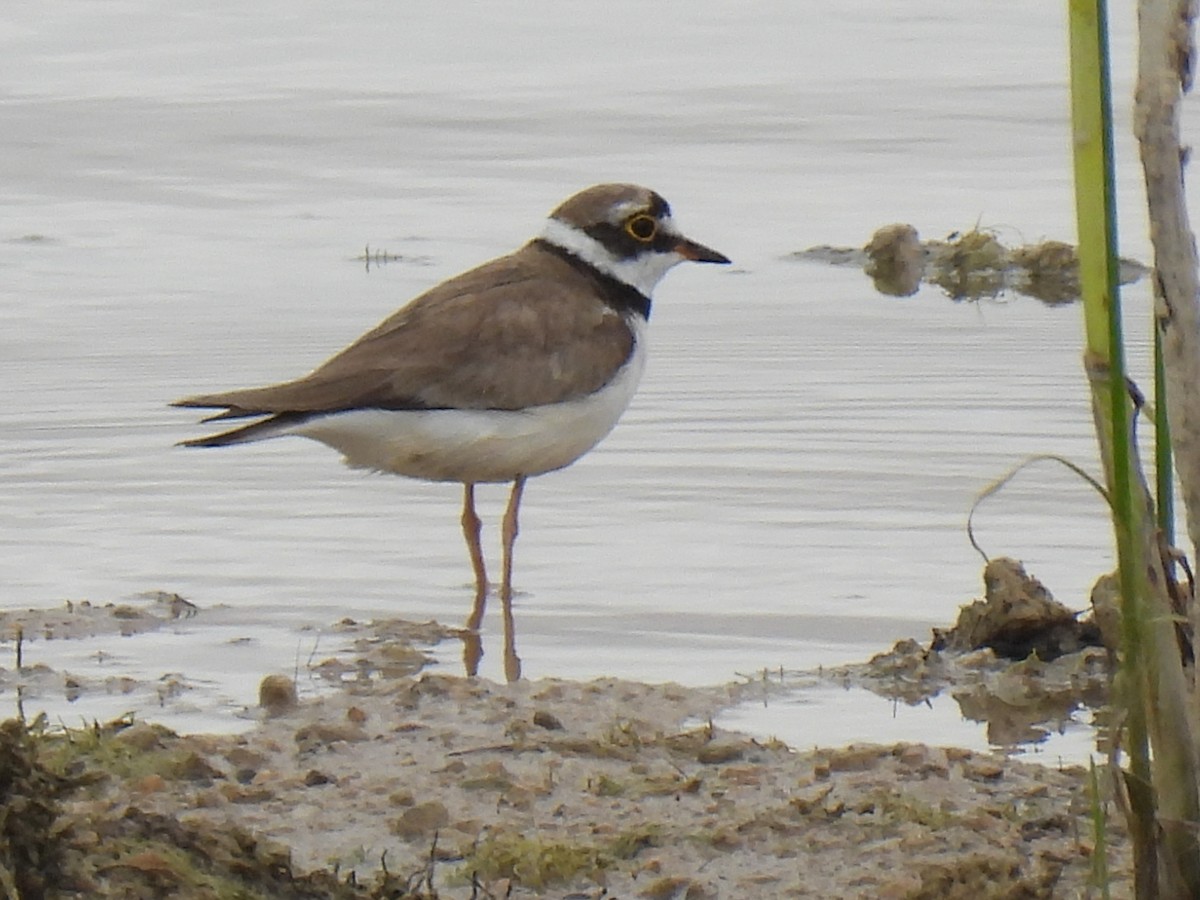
[540,217,684,297]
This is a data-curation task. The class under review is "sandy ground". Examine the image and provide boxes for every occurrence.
[0,603,1130,899]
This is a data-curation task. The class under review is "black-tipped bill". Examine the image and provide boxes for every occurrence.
[675,237,731,264]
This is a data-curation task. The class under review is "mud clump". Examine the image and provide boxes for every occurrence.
[258,674,299,717]
[926,228,1010,301]
[938,557,1103,660]
[791,225,1149,303]
[864,223,924,296]
[1008,240,1081,304]
[822,556,1114,751]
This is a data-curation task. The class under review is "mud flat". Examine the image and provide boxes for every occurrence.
[0,598,1126,899]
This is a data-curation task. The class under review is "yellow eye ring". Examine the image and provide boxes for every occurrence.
[625,214,658,242]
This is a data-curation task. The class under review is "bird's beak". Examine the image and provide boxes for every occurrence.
[674,237,731,265]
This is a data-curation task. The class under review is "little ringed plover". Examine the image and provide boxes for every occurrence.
[174,183,730,630]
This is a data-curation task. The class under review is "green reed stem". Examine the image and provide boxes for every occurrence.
[1068,1,1157,895]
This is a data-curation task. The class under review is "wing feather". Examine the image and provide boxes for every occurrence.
[173,243,635,417]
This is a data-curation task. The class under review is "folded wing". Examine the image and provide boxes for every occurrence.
[174,244,637,445]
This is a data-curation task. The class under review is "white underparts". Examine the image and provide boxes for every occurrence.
[279,318,649,483]
[540,217,685,297]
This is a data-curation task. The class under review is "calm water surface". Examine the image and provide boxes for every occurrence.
[0,2,1183,756]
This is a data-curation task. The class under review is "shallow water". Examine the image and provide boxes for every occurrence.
[0,1,1186,756]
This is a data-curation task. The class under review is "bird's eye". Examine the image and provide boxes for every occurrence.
[625,214,658,242]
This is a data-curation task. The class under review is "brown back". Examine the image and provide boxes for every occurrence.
[175,241,636,416]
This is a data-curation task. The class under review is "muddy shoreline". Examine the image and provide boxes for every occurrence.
[0,597,1126,899]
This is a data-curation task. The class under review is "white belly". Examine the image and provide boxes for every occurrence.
[287,335,647,483]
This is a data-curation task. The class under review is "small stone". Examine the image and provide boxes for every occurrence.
[461,760,515,792]
[963,759,1005,782]
[190,788,226,809]
[534,683,566,701]
[225,746,267,769]
[173,751,221,782]
[392,801,450,840]
[640,875,695,899]
[709,830,742,851]
[720,766,763,786]
[454,817,483,836]
[827,745,883,772]
[896,744,949,777]
[220,783,274,804]
[533,709,564,730]
[258,674,298,716]
[822,794,846,817]
[696,741,744,765]
[502,785,536,810]
[133,774,166,794]
[294,722,368,752]
[790,784,834,814]
[304,769,334,786]
[111,722,172,753]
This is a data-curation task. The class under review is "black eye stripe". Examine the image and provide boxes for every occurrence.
[583,217,674,259]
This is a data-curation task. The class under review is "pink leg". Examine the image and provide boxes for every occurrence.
[499,476,527,604]
[462,483,488,632]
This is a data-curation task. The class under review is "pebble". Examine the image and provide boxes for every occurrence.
[696,741,744,765]
[533,709,565,730]
[258,674,298,716]
[391,800,449,840]
[293,722,368,752]
[827,745,884,772]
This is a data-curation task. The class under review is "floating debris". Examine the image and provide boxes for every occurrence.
[355,244,407,272]
[791,223,1150,303]
[353,245,435,273]
[6,233,56,245]
[925,228,1010,301]
[864,223,923,296]
[1008,239,1082,304]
